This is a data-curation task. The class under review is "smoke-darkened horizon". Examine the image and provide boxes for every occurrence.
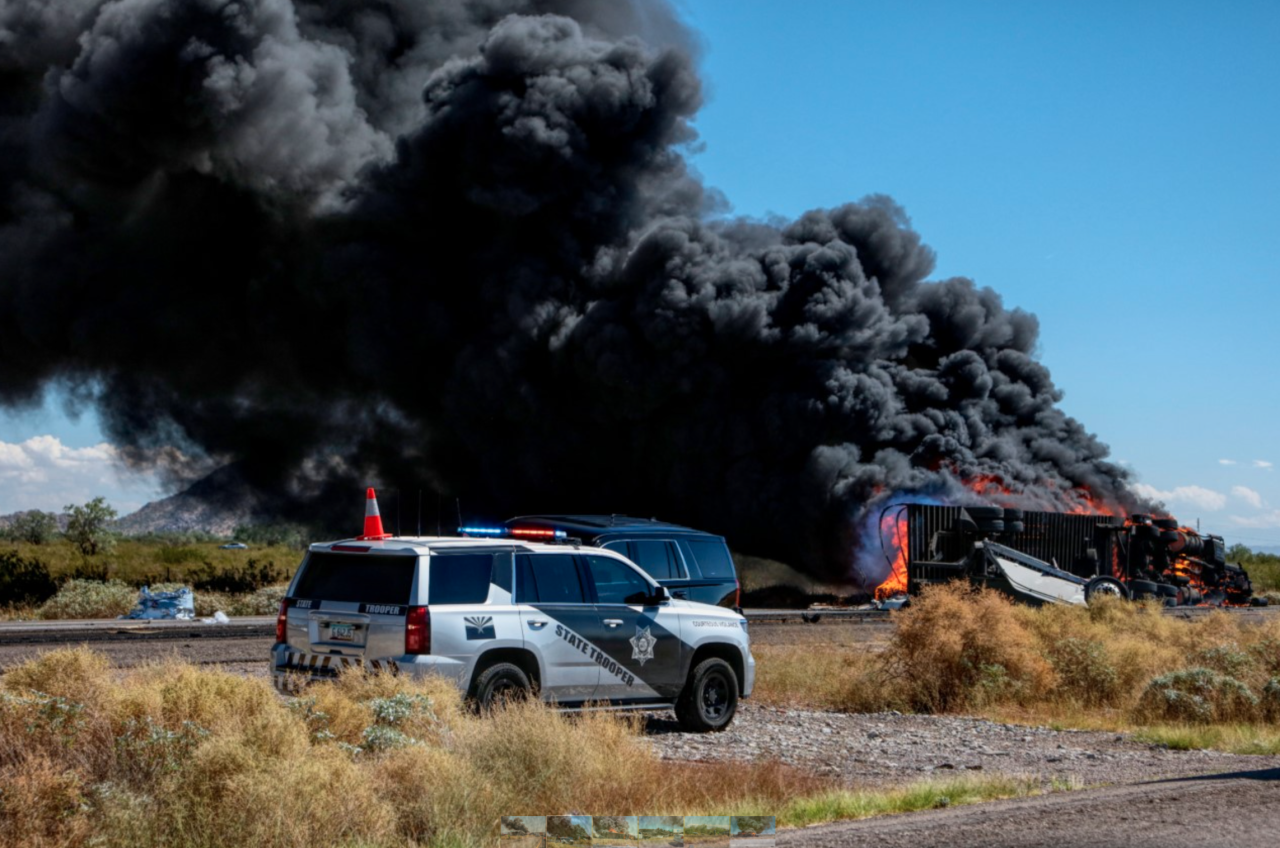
[0,0,1144,586]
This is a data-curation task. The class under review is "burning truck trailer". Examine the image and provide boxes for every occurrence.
[881,505,1261,608]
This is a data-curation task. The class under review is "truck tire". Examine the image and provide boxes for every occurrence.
[966,507,1004,521]
[1128,579,1159,600]
[1085,576,1128,604]
[472,662,532,711]
[1154,518,1179,530]
[675,657,739,733]
[974,519,1005,534]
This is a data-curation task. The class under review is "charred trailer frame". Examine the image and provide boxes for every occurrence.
[899,504,1257,606]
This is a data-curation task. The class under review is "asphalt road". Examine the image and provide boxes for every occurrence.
[785,767,1280,848]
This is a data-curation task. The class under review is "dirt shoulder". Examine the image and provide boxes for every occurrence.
[643,704,1280,789]
[783,766,1280,848]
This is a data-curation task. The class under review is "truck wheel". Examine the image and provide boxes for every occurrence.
[966,507,1004,521]
[675,658,739,733]
[1129,579,1159,600]
[472,662,532,711]
[1085,576,1128,604]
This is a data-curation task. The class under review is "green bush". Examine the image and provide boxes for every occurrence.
[1046,637,1122,706]
[155,546,204,565]
[1136,668,1259,723]
[0,551,59,606]
[1263,679,1280,722]
[186,559,288,593]
[38,579,136,620]
[5,511,60,545]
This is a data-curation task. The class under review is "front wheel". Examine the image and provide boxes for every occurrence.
[1085,576,1128,604]
[675,657,739,732]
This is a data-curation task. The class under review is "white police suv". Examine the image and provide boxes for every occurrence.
[272,532,755,731]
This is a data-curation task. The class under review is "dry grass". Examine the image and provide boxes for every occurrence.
[0,648,841,848]
[754,583,1280,734]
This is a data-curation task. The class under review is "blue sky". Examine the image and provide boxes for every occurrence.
[4,0,1280,546]
[676,0,1280,545]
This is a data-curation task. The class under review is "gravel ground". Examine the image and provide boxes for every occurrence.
[786,768,1280,848]
[642,703,1280,789]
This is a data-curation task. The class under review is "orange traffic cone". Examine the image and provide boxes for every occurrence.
[357,488,392,540]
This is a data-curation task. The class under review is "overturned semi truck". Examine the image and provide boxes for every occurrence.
[896,505,1259,607]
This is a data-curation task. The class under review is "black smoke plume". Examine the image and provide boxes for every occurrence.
[0,0,1141,586]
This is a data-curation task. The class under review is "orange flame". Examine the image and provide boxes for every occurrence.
[874,510,909,600]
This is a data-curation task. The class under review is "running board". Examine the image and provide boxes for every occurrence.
[555,702,675,713]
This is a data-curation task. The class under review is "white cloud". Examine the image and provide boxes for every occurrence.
[0,436,163,515]
[1254,460,1273,470]
[1230,511,1280,529]
[1231,485,1264,508]
[1219,459,1238,466]
[1131,482,1227,512]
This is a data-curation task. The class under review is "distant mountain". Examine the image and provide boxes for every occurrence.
[115,465,260,536]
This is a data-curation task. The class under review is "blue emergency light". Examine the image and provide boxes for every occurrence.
[458,526,506,536]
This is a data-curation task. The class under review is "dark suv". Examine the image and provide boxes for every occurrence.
[504,515,739,609]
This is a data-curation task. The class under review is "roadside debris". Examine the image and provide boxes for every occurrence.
[120,586,195,620]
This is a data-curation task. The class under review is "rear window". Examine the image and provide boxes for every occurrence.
[683,539,736,579]
[515,553,586,604]
[293,552,416,604]
[428,553,495,604]
[626,540,684,580]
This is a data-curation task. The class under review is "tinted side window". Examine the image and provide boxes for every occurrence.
[683,539,736,579]
[584,555,653,605]
[427,553,494,604]
[294,553,416,604]
[515,553,586,604]
[628,540,683,580]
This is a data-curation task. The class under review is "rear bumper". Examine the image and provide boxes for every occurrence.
[270,644,468,694]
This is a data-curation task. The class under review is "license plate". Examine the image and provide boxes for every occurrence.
[329,623,355,642]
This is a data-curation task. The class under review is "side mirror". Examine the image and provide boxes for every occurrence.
[650,584,671,604]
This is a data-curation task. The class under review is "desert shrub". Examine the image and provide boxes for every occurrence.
[1135,668,1260,723]
[186,559,288,593]
[1044,637,1122,706]
[884,583,1055,712]
[155,546,204,565]
[233,522,311,550]
[227,584,288,616]
[2,650,831,848]
[5,510,60,545]
[1195,643,1256,679]
[38,579,136,619]
[0,550,59,606]
[1262,679,1280,721]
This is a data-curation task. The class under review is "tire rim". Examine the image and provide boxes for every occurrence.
[1093,582,1122,598]
[701,672,729,720]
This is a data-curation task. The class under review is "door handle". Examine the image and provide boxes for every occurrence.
[603,619,623,628]
[527,619,548,629]
[672,590,688,599]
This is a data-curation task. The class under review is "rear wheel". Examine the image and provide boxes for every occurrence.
[472,662,532,712]
[675,657,739,732]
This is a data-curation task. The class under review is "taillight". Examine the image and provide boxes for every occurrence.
[734,578,741,608]
[405,606,430,654]
[275,599,289,643]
